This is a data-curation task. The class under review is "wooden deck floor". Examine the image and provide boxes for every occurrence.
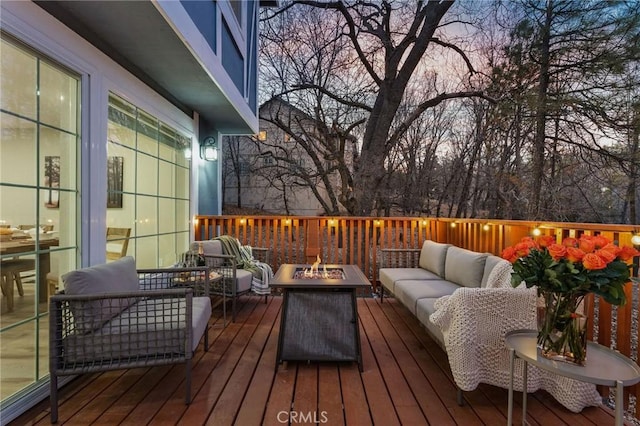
[12,294,619,425]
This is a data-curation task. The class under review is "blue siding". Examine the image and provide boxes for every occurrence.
[247,1,258,112]
[181,0,217,54]
[221,19,244,93]
[198,160,219,215]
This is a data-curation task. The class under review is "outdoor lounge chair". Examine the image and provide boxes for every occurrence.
[192,237,273,322]
[49,257,212,423]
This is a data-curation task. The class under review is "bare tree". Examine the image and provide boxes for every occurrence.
[261,0,493,215]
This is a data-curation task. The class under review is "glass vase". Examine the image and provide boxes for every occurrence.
[537,291,588,366]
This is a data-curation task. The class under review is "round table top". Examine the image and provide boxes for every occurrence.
[505,329,640,387]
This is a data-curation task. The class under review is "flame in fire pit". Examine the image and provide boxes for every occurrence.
[303,255,329,278]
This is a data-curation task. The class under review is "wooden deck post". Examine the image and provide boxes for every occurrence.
[306,218,321,263]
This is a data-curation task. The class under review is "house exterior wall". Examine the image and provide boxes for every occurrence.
[0,0,263,421]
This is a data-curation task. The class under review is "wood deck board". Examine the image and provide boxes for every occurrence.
[12,294,619,426]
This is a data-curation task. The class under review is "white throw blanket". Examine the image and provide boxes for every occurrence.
[430,260,602,413]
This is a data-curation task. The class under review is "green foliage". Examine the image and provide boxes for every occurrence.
[511,248,631,306]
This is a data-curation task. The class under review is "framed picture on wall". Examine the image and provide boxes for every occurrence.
[44,156,60,208]
[107,156,124,208]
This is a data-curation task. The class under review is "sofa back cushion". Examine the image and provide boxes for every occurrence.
[481,255,504,288]
[62,256,140,333]
[418,240,451,277]
[482,256,514,289]
[444,246,488,288]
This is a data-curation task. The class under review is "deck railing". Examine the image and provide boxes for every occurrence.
[195,215,640,416]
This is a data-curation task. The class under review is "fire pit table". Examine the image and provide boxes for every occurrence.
[271,263,371,371]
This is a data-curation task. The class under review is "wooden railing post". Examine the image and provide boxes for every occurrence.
[305,218,321,263]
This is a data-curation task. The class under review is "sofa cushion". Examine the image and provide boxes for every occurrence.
[480,255,503,288]
[62,256,139,333]
[444,247,488,288]
[418,241,451,276]
[483,257,514,289]
[379,267,441,293]
[394,279,460,314]
[415,298,444,348]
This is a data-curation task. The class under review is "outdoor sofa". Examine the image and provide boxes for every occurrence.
[379,240,602,413]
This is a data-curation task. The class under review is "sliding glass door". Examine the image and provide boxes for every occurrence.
[0,35,79,403]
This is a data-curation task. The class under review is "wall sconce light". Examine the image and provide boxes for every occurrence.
[450,222,457,228]
[632,233,640,246]
[200,136,217,161]
[532,227,542,237]
[483,223,490,231]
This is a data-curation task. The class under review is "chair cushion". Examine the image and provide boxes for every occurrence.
[62,256,139,332]
[191,241,224,267]
[235,269,253,293]
[394,279,460,314]
[418,241,451,276]
[444,247,488,288]
[62,296,212,362]
[197,240,223,256]
[379,267,441,293]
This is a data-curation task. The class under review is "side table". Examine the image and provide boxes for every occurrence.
[506,329,640,426]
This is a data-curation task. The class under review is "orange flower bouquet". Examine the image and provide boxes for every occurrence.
[502,235,639,365]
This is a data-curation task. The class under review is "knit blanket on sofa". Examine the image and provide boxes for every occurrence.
[213,235,273,295]
[430,260,602,413]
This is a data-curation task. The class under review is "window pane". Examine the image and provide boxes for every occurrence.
[40,126,77,191]
[135,236,157,269]
[39,62,78,132]
[177,200,190,232]
[137,152,158,196]
[159,198,175,234]
[136,195,157,236]
[0,323,37,400]
[136,110,158,156]
[0,187,36,232]
[0,113,37,186]
[0,40,37,120]
[176,167,190,198]
[107,142,135,193]
[158,234,177,267]
[158,161,175,197]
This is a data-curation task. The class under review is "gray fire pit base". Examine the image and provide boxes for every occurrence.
[277,289,361,368]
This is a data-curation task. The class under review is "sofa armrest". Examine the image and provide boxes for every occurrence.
[430,286,602,412]
[380,248,422,269]
[430,286,537,392]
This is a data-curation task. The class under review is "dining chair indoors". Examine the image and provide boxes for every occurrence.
[106,227,131,261]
